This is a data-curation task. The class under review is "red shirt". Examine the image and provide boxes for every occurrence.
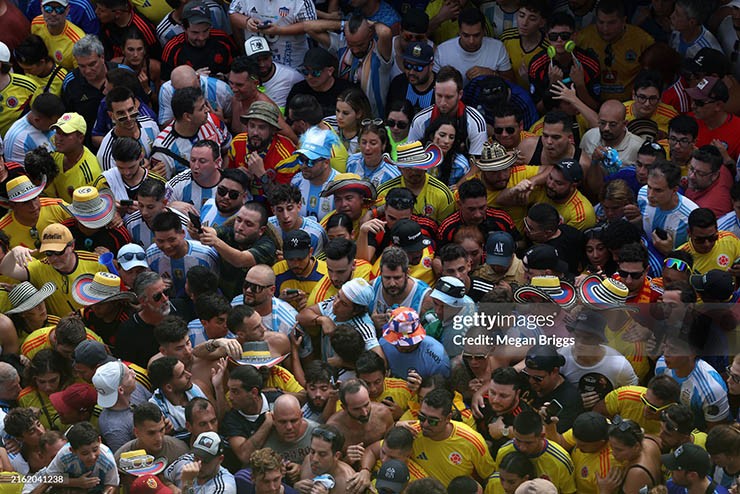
[228,133,296,198]
[695,113,740,161]
[684,165,734,218]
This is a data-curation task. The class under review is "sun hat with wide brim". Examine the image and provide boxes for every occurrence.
[385,141,442,170]
[319,173,377,200]
[230,341,289,368]
[530,276,577,310]
[513,285,555,304]
[5,175,47,203]
[475,141,518,172]
[72,272,137,306]
[578,274,639,311]
[63,186,116,229]
[5,281,56,315]
[119,450,167,477]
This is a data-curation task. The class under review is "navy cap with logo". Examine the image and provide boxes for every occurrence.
[485,231,515,267]
[525,344,565,371]
[283,230,312,260]
[555,158,583,183]
[661,443,712,477]
[390,219,430,251]
[403,42,433,65]
[375,459,410,493]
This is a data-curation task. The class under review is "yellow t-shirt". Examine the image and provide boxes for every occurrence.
[18,385,62,431]
[606,321,650,381]
[528,187,597,231]
[400,390,476,429]
[31,18,84,71]
[273,259,328,311]
[371,247,435,286]
[425,0,495,44]
[130,0,171,24]
[412,421,495,487]
[679,231,740,275]
[484,472,506,494]
[624,101,678,135]
[266,365,305,394]
[0,74,38,138]
[306,259,373,306]
[576,24,654,102]
[26,251,108,317]
[0,198,71,257]
[530,113,591,143]
[46,147,103,203]
[21,325,103,360]
[571,443,615,494]
[603,385,661,435]
[500,28,549,89]
[376,174,456,223]
[496,440,576,494]
[27,64,68,98]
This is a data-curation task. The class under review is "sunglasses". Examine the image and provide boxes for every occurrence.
[404,62,428,72]
[618,269,644,280]
[660,409,681,433]
[386,119,408,130]
[692,233,718,244]
[640,392,673,413]
[44,244,70,257]
[152,291,167,302]
[43,4,66,14]
[217,186,241,200]
[387,197,415,210]
[115,111,139,123]
[361,118,384,127]
[417,412,441,427]
[434,279,466,298]
[664,258,690,272]
[694,99,717,107]
[299,67,323,78]
[634,94,659,104]
[119,251,146,262]
[726,365,740,383]
[547,31,572,41]
[462,353,488,361]
[312,428,337,442]
[494,126,517,135]
[609,414,637,433]
[521,369,545,383]
[243,280,272,292]
[29,226,41,250]
[298,155,324,168]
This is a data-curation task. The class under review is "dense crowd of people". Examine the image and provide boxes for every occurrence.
[0,0,740,492]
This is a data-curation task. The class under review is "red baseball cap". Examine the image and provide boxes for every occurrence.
[49,383,97,417]
[130,475,173,494]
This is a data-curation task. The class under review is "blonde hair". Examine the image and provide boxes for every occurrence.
[600,179,635,205]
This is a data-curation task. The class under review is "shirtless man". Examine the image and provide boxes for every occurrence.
[295,424,355,494]
[326,379,393,465]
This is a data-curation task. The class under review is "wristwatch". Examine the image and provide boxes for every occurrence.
[259,174,270,185]
[502,426,510,438]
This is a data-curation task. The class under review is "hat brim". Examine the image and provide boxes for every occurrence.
[514,286,557,305]
[239,114,281,129]
[320,179,377,200]
[627,119,658,138]
[387,144,443,170]
[8,175,48,203]
[375,479,405,493]
[5,282,56,315]
[578,275,639,311]
[121,459,167,477]
[72,274,137,307]
[230,353,288,368]
[685,87,709,100]
[97,389,118,408]
[476,151,518,172]
[119,258,150,271]
[64,190,116,229]
[537,281,577,309]
[382,326,425,346]
[283,248,310,260]
[486,254,511,267]
[48,391,75,416]
[660,453,681,471]
[295,148,322,160]
[430,288,464,307]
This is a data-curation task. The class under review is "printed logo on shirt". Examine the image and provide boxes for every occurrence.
[718,254,730,267]
[423,204,435,216]
[581,466,589,478]
[625,50,637,62]
[6,96,18,108]
[448,452,463,465]
[279,6,290,16]
[54,50,63,62]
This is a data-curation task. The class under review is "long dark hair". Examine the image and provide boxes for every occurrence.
[422,116,464,186]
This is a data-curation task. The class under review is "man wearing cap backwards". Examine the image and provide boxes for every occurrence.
[44,112,103,203]
[663,443,726,494]
[0,41,38,138]
[62,186,132,256]
[387,42,437,114]
[165,431,236,493]
[161,0,236,79]
[290,127,339,222]
[30,0,84,71]
[228,100,297,200]
[0,223,108,317]
[0,175,71,258]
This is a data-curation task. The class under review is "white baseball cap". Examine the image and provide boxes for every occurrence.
[0,42,10,64]
[92,360,127,408]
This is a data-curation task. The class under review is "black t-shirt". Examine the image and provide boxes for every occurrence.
[114,312,161,367]
[62,62,122,146]
[546,225,586,275]
[161,30,236,80]
[285,78,357,118]
[215,227,277,300]
[529,378,584,433]
[386,73,436,115]
[63,219,132,257]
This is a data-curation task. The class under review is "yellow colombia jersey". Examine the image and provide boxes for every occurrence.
[603,385,661,435]
[31,17,84,71]
[273,258,328,311]
[18,384,101,432]
[425,0,494,44]
[27,251,108,317]
[559,431,616,494]
[307,259,373,306]
[126,361,152,391]
[14,315,60,347]
[27,64,68,98]
[321,120,349,173]
[371,247,435,286]
[336,377,412,412]
[528,187,597,231]
[496,440,576,494]
[21,325,103,360]
[320,208,370,242]
[679,231,740,275]
[0,73,37,137]
[411,421,495,487]
[377,174,455,223]
[624,101,678,135]
[47,147,103,203]
[401,390,476,429]
[0,198,71,256]
[606,320,650,381]
[266,365,305,394]
[576,24,654,102]
[500,28,549,89]
[130,0,171,24]
[372,442,428,481]
[466,165,540,233]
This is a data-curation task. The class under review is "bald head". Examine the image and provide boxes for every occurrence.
[273,394,302,416]
[598,100,628,144]
[247,264,276,286]
[272,394,306,442]
[599,100,627,121]
[171,66,199,90]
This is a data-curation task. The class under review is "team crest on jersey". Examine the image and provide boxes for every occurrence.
[279,6,289,16]
[214,54,224,65]
[309,197,317,208]
[581,466,589,478]
[718,254,730,267]
[625,50,637,62]
[6,96,18,108]
[448,452,462,465]
[422,256,432,268]
[54,50,63,62]
[423,204,434,216]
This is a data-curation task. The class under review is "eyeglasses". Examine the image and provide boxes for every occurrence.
[119,251,146,262]
[361,118,384,127]
[664,258,690,272]
[726,365,740,383]
[243,280,272,292]
[299,67,323,78]
[43,244,70,257]
[640,392,673,413]
[462,353,488,361]
[115,110,139,123]
[635,94,659,104]
[29,227,41,250]
[692,233,718,244]
[43,4,66,14]
[668,136,693,147]
[403,62,428,72]
[547,31,572,41]
[434,279,466,298]
[618,269,644,280]
[494,126,517,135]
[151,291,167,302]
[521,369,545,383]
[688,165,715,178]
[312,428,337,442]
[386,119,408,130]
[298,155,324,168]
[217,186,241,200]
[694,99,717,107]
[417,412,441,427]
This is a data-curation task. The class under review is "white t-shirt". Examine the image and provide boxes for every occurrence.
[263,63,304,109]
[558,344,639,389]
[579,128,646,166]
[433,37,512,86]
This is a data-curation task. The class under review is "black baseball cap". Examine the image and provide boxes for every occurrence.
[390,219,430,251]
[403,42,433,65]
[522,245,569,274]
[525,345,565,371]
[303,47,337,70]
[283,230,311,260]
[686,48,728,77]
[690,269,734,301]
[661,443,712,477]
[555,158,583,183]
[375,459,410,493]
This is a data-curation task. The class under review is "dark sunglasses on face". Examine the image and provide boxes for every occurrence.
[243,280,271,292]
[547,31,572,41]
[462,353,488,361]
[119,251,146,262]
[726,365,740,383]
[521,369,545,382]
[404,62,428,72]
[299,67,323,78]
[152,291,167,302]
[417,412,441,427]
[694,99,717,107]
[43,4,66,14]
[618,269,644,280]
[44,243,71,257]
[494,127,517,135]
[298,155,324,168]
[386,119,408,130]
[217,186,241,200]
[115,111,139,123]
